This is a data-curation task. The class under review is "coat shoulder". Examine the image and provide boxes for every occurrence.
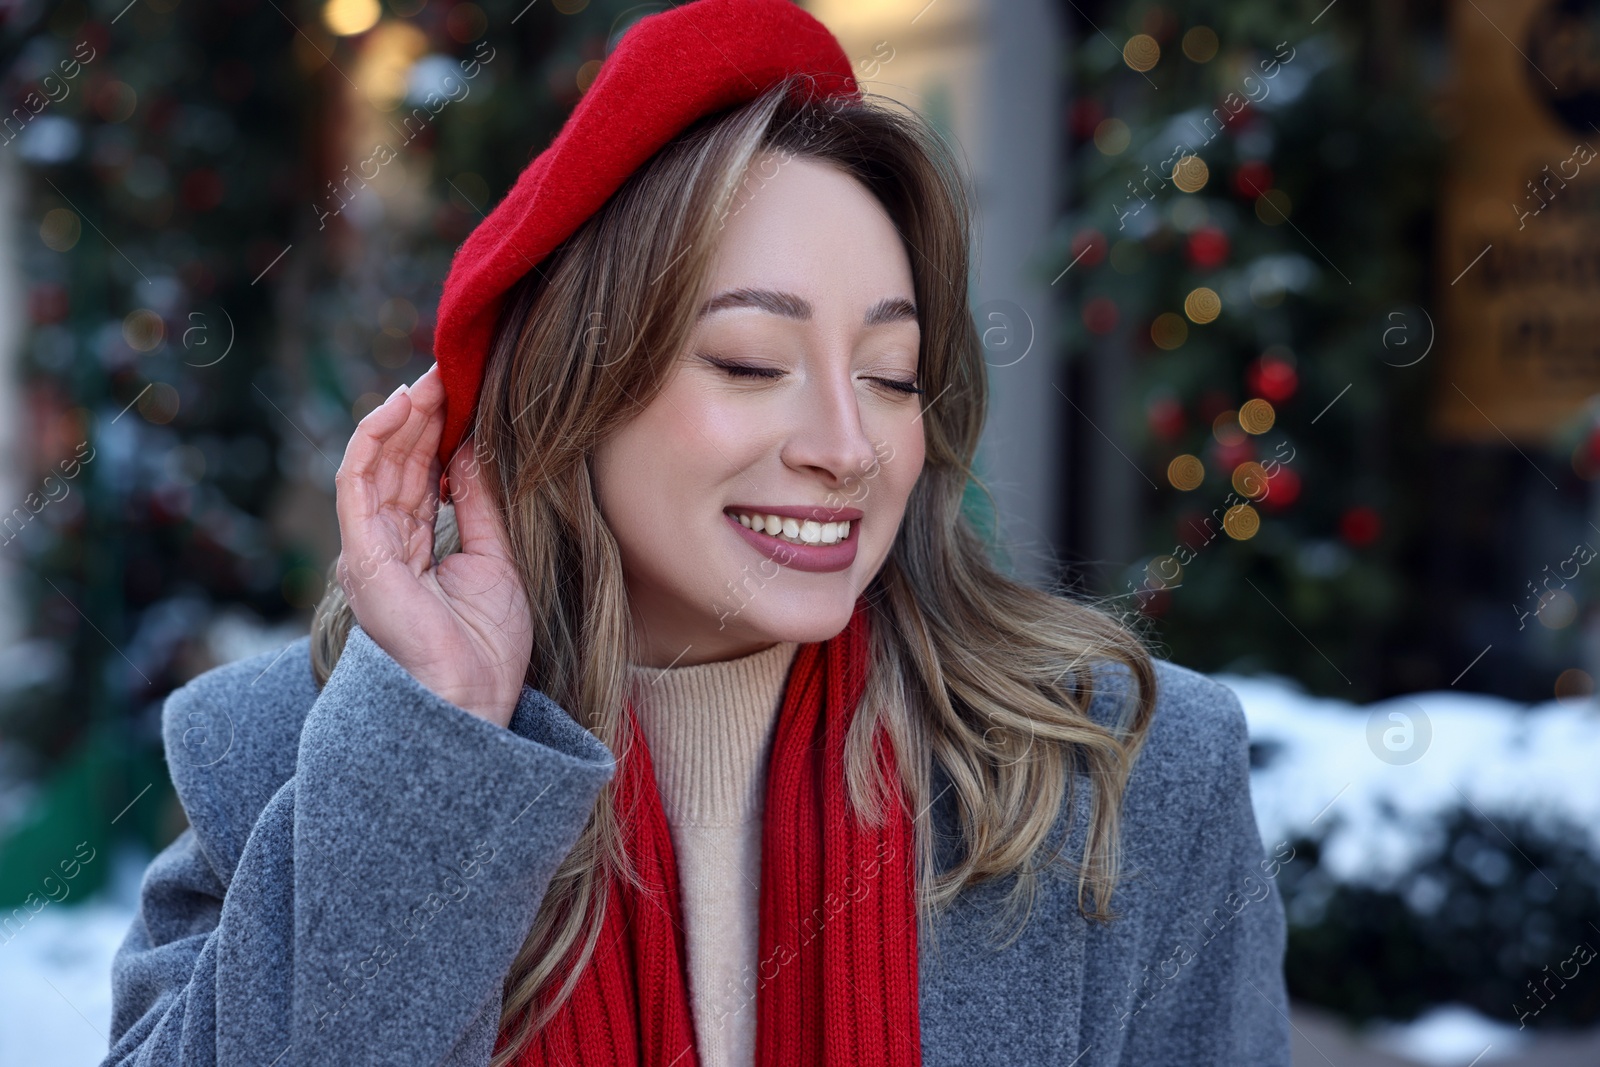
[1076,653,1252,839]
[160,634,320,881]
[1083,654,1249,779]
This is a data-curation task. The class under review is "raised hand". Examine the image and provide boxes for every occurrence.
[332,363,533,728]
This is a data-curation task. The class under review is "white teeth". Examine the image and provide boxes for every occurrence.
[729,511,853,546]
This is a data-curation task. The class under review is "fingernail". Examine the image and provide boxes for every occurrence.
[386,383,405,402]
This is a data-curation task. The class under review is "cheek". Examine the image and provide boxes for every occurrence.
[593,385,757,533]
[880,421,926,501]
[856,420,925,560]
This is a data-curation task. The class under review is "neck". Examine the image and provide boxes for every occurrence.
[628,602,789,668]
[631,638,782,670]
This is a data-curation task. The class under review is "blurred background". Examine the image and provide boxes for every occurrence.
[1,0,1597,1063]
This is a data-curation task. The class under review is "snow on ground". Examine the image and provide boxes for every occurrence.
[1363,1004,1532,1065]
[0,842,147,1065]
[1213,671,1600,887]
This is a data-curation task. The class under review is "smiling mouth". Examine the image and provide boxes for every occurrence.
[723,508,856,547]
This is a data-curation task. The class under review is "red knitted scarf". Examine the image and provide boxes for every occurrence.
[498,595,922,1064]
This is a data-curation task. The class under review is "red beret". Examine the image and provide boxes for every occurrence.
[431,0,860,473]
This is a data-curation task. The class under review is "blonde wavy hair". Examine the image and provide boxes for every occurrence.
[310,76,1158,1064]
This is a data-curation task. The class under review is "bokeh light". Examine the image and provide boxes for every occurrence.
[40,209,81,251]
[1233,461,1270,498]
[323,0,381,36]
[1223,503,1260,540]
[1172,155,1209,192]
[1151,312,1188,349]
[1123,34,1160,72]
[123,309,165,352]
[1255,188,1293,225]
[1182,26,1219,62]
[1094,117,1131,155]
[1213,410,1247,446]
[1554,668,1594,702]
[1184,286,1221,323]
[138,382,181,424]
[1167,453,1205,490]
[1239,398,1276,433]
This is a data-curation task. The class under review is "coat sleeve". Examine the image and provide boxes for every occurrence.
[103,622,618,1067]
[1117,680,1293,1066]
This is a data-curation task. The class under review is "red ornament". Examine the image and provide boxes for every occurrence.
[1247,354,1298,402]
[29,283,69,325]
[1083,296,1119,335]
[1574,428,1600,479]
[150,484,194,524]
[1146,396,1185,441]
[1214,437,1256,473]
[1070,229,1106,269]
[1070,98,1105,140]
[1234,160,1273,199]
[1258,465,1300,511]
[1217,96,1251,129]
[1339,505,1381,547]
[1186,225,1229,269]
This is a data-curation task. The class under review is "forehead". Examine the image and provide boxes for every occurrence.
[701,154,916,318]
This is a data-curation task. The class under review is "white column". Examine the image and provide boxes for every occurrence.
[970,0,1064,586]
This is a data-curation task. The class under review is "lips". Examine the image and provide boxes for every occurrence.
[724,511,859,573]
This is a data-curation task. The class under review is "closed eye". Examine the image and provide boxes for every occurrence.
[705,356,923,396]
[713,360,783,381]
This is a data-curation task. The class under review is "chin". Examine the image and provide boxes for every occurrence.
[737,587,862,645]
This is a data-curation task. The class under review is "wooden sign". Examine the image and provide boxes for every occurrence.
[1435,0,1600,443]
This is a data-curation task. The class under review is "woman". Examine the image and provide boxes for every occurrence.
[104,2,1291,1065]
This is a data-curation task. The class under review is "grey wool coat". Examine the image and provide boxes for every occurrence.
[103,622,1293,1066]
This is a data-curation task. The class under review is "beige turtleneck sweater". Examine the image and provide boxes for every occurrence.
[625,639,801,1067]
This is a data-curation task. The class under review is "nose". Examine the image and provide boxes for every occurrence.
[780,365,889,495]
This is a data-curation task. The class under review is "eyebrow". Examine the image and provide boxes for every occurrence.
[697,287,918,327]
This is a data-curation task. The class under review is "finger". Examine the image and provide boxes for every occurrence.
[388,366,446,522]
[335,387,416,600]
[376,386,436,512]
[336,385,413,539]
[449,434,513,564]
[389,364,445,462]
[365,365,447,529]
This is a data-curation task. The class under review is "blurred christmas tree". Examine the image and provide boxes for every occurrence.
[0,0,644,905]
[0,0,312,904]
[1056,0,1444,699]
